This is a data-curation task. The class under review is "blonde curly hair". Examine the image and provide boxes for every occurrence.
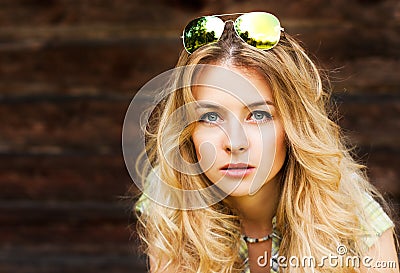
[134,25,391,273]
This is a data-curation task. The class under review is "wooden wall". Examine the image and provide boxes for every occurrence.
[0,0,399,272]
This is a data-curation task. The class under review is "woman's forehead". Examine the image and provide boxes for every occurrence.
[191,65,274,105]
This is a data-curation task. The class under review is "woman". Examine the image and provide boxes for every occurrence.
[134,12,398,273]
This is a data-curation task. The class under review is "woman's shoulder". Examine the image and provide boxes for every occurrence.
[360,193,394,248]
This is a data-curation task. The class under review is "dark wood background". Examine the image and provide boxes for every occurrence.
[0,0,399,272]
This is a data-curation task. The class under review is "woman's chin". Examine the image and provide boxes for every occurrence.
[216,179,264,197]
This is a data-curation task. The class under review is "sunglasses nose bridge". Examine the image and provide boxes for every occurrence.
[218,20,243,44]
[182,12,283,54]
[222,20,236,34]
[221,20,235,32]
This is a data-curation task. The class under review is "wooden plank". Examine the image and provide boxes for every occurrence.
[335,94,400,147]
[0,200,133,226]
[0,0,398,26]
[0,154,139,201]
[0,100,130,154]
[0,154,140,201]
[330,58,400,94]
[0,42,180,96]
[364,148,400,199]
[0,0,184,27]
[0,245,146,273]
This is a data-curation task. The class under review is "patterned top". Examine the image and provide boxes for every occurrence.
[238,194,394,273]
[136,194,394,273]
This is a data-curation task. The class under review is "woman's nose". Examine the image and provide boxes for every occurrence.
[222,121,249,154]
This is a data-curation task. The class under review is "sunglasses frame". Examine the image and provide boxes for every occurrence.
[182,12,284,54]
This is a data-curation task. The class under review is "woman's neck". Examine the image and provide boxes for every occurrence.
[227,176,281,237]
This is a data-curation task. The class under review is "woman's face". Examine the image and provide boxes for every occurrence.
[191,65,287,196]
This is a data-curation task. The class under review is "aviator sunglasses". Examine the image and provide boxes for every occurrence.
[182,12,284,54]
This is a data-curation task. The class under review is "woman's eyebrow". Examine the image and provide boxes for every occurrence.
[194,100,275,109]
[195,102,222,109]
[247,100,275,108]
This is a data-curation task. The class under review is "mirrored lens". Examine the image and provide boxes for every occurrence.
[183,16,225,54]
[234,12,282,50]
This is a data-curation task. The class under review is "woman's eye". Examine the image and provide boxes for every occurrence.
[199,112,221,123]
[248,110,273,122]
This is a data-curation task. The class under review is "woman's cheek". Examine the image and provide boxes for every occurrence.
[192,128,219,173]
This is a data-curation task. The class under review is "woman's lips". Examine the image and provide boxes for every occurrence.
[220,163,255,178]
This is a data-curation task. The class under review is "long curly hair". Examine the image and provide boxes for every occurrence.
[134,23,391,273]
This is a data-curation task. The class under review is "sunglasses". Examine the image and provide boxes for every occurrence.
[182,12,284,54]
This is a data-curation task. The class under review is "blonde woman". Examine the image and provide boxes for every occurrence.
[133,12,398,273]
